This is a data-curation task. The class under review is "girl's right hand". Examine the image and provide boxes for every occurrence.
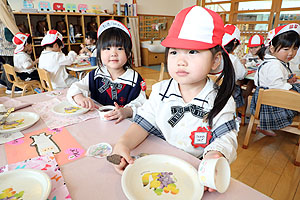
[73,94,98,110]
[111,143,134,174]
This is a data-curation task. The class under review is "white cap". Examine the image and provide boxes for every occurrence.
[13,32,30,54]
[97,19,131,38]
[222,24,240,46]
[266,23,300,45]
[41,30,64,46]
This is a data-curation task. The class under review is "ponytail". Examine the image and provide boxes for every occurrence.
[208,45,235,126]
[257,45,267,60]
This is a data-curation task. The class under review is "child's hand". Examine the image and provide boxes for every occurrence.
[110,143,134,174]
[73,94,99,110]
[288,74,297,84]
[104,102,133,124]
[203,151,224,192]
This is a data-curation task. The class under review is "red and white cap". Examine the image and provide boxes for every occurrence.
[13,32,30,54]
[266,23,300,45]
[41,30,64,46]
[97,19,131,38]
[222,24,241,46]
[161,6,225,50]
[248,34,264,47]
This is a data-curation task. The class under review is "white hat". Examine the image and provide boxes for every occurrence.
[97,19,131,38]
[161,6,225,50]
[13,32,30,54]
[248,34,264,47]
[41,30,64,46]
[222,24,241,46]
[266,23,300,45]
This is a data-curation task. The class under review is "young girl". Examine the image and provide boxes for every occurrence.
[67,20,146,123]
[252,23,300,136]
[222,24,247,108]
[39,30,78,89]
[13,32,40,81]
[79,31,97,57]
[110,6,238,192]
[242,34,265,68]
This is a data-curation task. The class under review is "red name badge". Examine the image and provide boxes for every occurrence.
[190,126,212,148]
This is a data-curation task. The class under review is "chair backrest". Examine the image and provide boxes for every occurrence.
[158,62,165,82]
[37,68,53,91]
[144,78,158,98]
[256,88,300,114]
[3,64,21,84]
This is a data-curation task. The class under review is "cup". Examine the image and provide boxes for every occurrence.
[0,104,6,112]
[89,57,97,66]
[97,105,115,121]
[197,157,231,193]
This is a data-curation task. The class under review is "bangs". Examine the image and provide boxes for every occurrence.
[273,31,300,51]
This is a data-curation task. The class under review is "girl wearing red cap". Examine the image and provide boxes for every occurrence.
[67,20,146,123]
[251,23,300,136]
[110,6,238,192]
[242,34,265,68]
[13,32,40,81]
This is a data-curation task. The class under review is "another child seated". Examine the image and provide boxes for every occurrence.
[79,31,97,57]
[67,20,146,123]
[242,34,264,68]
[251,23,300,136]
[110,6,238,193]
[222,25,247,109]
[13,32,39,81]
[39,30,78,89]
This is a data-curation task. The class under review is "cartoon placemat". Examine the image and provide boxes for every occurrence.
[0,154,71,200]
[4,127,85,165]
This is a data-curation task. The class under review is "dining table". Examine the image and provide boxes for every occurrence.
[0,90,272,200]
[66,64,98,80]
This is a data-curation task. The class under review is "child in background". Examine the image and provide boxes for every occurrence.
[79,31,97,57]
[39,30,78,89]
[242,34,264,68]
[67,20,146,123]
[222,24,247,109]
[110,6,238,193]
[13,32,40,81]
[251,23,300,136]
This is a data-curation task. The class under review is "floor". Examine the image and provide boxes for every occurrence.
[135,66,300,200]
[2,66,300,200]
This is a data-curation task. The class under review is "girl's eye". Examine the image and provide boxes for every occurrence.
[117,47,124,50]
[103,47,110,50]
[189,50,198,54]
[169,50,177,55]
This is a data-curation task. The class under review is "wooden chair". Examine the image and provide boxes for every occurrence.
[144,78,158,98]
[3,64,42,98]
[37,68,53,92]
[158,62,165,82]
[242,88,300,166]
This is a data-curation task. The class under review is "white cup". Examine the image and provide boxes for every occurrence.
[97,105,115,121]
[198,157,231,193]
[0,104,6,112]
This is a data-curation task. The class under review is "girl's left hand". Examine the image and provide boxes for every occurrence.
[288,74,297,84]
[104,102,133,124]
[203,151,224,193]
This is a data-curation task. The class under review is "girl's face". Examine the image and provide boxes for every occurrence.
[249,46,261,55]
[167,48,221,88]
[24,43,33,54]
[85,37,95,45]
[270,45,299,63]
[100,46,128,70]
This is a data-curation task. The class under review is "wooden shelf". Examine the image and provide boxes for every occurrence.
[14,12,135,59]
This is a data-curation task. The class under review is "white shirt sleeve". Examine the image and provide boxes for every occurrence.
[124,90,147,118]
[67,73,90,105]
[203,97,238,163]
[230,54,247,80]
[57,51,76,66]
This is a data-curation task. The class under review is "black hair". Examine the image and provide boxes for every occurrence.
[258,31,300,60]
[224,39,240,54]
[250,44,264,56]
[25,35,32,45]
[96,27,132,69]
[43,38,63,49]
[85,31,97,41]
[164,45,235,127]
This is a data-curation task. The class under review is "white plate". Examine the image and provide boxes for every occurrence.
[0,169,51,200]
[52,101,88,116]
[122,154,204,200]
[0,112,40,134]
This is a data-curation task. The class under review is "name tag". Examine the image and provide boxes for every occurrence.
[189,126,212,148]
[194,132,207,144]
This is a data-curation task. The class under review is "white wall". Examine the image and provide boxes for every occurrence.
[8,0,197,16]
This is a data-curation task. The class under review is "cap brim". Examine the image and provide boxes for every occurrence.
[14,45,24,54]
[161,37,217,50]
